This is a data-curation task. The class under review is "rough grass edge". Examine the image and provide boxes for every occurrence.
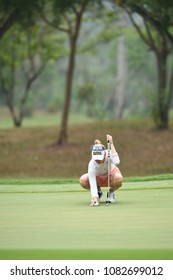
[0,173,173,185]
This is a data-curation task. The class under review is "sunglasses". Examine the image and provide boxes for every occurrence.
[91,145,105,151]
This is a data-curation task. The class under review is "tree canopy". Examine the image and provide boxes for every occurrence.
[1,0,173,140]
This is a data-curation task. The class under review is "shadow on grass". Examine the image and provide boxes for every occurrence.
[1,249,173,260]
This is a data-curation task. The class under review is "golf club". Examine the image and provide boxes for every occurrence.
[106,139,111,205]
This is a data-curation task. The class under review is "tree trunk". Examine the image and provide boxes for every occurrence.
[57,37,76,145]
[6,99,22,127]
[114,11,127,119]
[56,1,89,145]
[115,34,127,119]
[155,42,169,129]
[0,12,17,40]
[121,3,173,130]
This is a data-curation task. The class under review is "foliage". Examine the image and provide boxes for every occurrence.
[78,83,95,111]
[115,0,173,129]
[0,0,45,39]
[22,102,34,117]
[47,103,58,113]
[0,20,65,126]
[1,0,173,132]
[115,0,173,43]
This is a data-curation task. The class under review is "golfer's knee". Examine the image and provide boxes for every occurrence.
[79,175,85,186]
[111,173,123,189]
[79,174,90,190]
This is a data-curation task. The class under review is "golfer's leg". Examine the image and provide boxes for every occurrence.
[110,172,123,192]
[80,174,99,206]
[79,173,90,190]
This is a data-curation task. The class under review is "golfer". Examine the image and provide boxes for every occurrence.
[79,134,123,206]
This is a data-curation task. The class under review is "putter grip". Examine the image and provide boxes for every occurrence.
[107,139,111,153]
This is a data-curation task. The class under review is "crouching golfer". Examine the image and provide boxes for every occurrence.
[79,134,123,206]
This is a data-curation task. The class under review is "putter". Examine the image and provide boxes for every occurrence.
[106,139,111,205]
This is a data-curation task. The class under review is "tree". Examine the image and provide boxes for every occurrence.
[42,0,90,145]
[0,23,58,126]
[0,0,44,39]
[114,10,128,119]
[115,0,173,129]
[78,82,96,117]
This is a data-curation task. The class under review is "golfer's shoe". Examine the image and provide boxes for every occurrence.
[106,191,115,204]
[98,190,103,201]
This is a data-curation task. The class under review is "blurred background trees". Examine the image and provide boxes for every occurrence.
[0,0,173,143]
[117,0,173,129]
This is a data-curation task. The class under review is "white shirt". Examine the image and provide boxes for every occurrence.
[88,150,120,198]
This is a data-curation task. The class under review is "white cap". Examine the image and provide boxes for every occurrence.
[92,150,105,160]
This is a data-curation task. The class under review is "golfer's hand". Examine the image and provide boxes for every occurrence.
[107,134,113,144]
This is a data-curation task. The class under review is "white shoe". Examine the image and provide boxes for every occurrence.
[106,192,115,203]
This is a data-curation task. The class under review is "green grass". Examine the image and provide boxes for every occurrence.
[0,174,173,185]
[0,110,94,129]
[0,178,173,260]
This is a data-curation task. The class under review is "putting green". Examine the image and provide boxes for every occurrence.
[0,180,173,259]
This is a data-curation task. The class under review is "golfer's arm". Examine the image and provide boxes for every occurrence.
[110,142,120,165]
[88,162,98,198]
[111,141,118,156]
[89,175,98,198]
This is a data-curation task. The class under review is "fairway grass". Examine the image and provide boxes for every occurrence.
[0,180,173,260]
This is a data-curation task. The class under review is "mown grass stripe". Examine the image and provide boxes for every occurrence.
[1,249,173,260]
[0,180,173,193]
[0,174,173,185]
